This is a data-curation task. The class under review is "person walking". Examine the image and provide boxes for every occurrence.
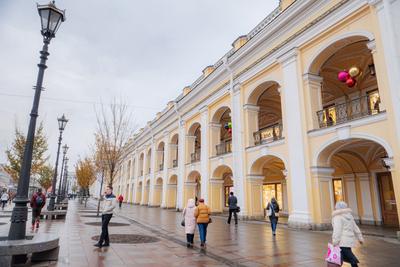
[30,188,46,230]
[227,192,238,225]
[94,185,117,248]
[332,201,364,267]
[183,198,196,248]
[194,198,211,248]
[118,194,124,208]
[1,191,9,210]
[266,197,280,236]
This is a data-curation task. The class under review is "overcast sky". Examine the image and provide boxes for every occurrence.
[0,0,278,169]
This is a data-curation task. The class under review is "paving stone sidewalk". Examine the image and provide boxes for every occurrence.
[1,200,399,266]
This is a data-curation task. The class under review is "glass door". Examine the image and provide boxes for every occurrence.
[262,183,282,209]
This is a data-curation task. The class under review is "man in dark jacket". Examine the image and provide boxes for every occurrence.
[30,188,46,230]
[227,192,238,225]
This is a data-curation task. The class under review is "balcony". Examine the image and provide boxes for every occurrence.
[317,95,382,129]
[172,159,178,168]
[159,163,164,171]
[253,123,283,146]
[190,149,201,163]
[216,140,232,156]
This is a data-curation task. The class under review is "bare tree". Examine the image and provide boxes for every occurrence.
[95,99,134,187]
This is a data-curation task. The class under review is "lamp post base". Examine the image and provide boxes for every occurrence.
[47,195,56,211]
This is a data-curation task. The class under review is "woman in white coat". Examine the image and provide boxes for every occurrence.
[183,198,196,248]
[332,201,364,267]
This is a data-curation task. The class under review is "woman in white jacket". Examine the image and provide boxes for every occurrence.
[183,198,196,248]
[332,201,364,267]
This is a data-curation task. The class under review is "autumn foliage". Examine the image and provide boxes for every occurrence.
[75,157,96,192]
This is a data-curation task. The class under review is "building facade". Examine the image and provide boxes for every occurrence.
[114,0,400,230]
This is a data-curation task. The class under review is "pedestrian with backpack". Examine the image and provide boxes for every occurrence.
[266,197,280,236]
[30,188,46,230]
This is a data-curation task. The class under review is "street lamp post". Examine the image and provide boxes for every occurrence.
[48,114,68,210]
[57,144,68,203]
[61,158,69,199]
[8,1,65,241]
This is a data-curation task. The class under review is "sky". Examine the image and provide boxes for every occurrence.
[0,0,278,169]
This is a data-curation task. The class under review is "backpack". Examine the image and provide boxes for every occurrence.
[36,194,44,207]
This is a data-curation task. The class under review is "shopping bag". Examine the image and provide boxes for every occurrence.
[325,243,341,266]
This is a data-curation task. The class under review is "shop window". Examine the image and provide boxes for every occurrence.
[262,183,282,208]
[367,90,380,115]
[224,186,234,207]
[333,179,343,204]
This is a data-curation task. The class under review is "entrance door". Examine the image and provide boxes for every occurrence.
[262,183,282,209]
[377,172,399,227]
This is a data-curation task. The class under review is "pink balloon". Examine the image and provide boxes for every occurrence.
[338,71,349,82]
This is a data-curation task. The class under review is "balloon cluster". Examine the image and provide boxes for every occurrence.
[338,67,361,88]
[224,122,232,135]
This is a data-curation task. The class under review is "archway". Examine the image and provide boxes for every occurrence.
[157,142,165,171]
[210,165,233,213]
[246,81,283,146]
[211,107,232,156]
[153,177,163,206]
[249,155,288,218]
[306,36,382,129]
[166,175,177,208]
[146,149,152,174]
[136,181,142,204]
[187,123,201,163]
[139,153,144,176]
[314,138,398,227]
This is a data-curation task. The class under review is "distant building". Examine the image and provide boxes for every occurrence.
[0,164,16,192]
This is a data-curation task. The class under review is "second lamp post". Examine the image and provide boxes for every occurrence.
[48,114,68,211]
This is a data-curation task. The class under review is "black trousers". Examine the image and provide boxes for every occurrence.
[31,207,41,224]
[227,208,238,224]
[186,233,194,244]
[340,247,359,267]
[99,214,113,245]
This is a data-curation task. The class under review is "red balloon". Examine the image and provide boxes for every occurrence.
[346,77,356,87]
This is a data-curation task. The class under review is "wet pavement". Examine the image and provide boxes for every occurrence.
[0,200,399,266]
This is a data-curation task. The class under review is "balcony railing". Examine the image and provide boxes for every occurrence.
[317,95,381,129]
[253,123,283,146]
[190,149,201,163]
[172,159,178,168]
[159,163,164,171]
[216,140,232,156]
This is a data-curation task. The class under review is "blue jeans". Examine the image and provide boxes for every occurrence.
[270,216,278,232]
[198,223,208,243]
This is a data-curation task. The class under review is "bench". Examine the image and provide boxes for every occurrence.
[0,233,59,267]
[54,203,68,210]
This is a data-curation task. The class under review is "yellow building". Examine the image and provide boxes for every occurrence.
[114,0,400,231]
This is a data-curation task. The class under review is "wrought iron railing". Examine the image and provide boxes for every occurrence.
[253,123,283,146]
[190,149,201,163]
[172,159,178,168]
[216,140,232,156]
[316,95,381,128]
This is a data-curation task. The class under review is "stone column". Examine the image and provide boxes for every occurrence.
[209,179,224,213]
[278,48,312,227]
[281,170,289,216]
[356,173,375,224]
[161,133,170,208]
[343,174,360,221]
[231,83,247,216]
[149,142,156,206]
[133,153,139,204]
[246,175,264,219]
[177,120,186,210]
[140,149,147,205]
[209,122,221,157]
[302,74,323,129]
[310,167,335,229]
[200,106,209,203]
[243,104,259,147]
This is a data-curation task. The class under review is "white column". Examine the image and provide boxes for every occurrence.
[231,83,247,216]
[357,173,375,224]
[368,0,400,144]
[133,153,139,204]
[140,148,147,205]
[149,142,156,206]
[161,133,170,208]
[281,171,289,215]
[343,174,359,220]
[278,48,312,226]
[177,120,186,210]
[200,106,209,203]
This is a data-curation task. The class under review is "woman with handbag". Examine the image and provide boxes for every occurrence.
[331,201,364,267]
[182,198,196,248]
[266,197,280,236]
[194,198,211,248]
